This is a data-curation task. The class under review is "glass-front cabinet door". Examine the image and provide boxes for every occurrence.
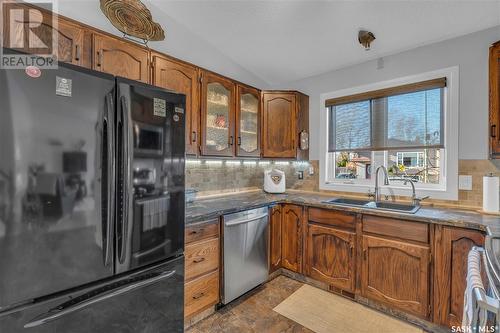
[200,71,236,156]
[236,85,261,157]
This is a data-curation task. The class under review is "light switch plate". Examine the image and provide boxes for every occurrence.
[459,175,473,191]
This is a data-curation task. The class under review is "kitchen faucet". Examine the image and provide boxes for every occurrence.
[374,166,390,202]
[394,178,429,206]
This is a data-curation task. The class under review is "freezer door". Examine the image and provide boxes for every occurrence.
[0,256,184,333]
[0,61,116,310]
[115,79,185,274]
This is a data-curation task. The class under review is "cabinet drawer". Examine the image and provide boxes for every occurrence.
[186,219,219,244]
[363,215,429,243]
[185,271,219,318]
[308,208,356,230]
[185,238,219,280]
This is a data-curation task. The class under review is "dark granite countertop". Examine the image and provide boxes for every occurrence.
[186,190,500,237]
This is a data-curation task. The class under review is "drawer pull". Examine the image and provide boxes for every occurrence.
[192,292,205,300]
[190,229,202,235]
[193,257,205,263]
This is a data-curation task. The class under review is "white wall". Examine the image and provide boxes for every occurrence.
[55,1,270,89]
[280,26,500,161]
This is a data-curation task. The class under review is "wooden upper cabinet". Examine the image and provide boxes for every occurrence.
[2,3,84,66]
[306,223,356,292]
[281,204,303,273]
[236,85,261,157]
[490,41,500,157]
[433,226,485,328]
[152,54,199,155]
[262,92,296,158]
[361,235,430,318]
[269,205,282,273]
[92,34,149,83]
[200,71,236,157]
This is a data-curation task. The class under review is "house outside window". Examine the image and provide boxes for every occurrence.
[320,68,459,200]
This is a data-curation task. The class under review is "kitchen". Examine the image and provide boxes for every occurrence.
[0,1,500,332]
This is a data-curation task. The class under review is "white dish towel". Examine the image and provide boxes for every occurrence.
[462,248,486,328]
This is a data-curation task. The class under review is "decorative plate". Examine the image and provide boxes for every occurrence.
[100,0,165,42]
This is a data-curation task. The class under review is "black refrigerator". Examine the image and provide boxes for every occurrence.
[0,54,185,332]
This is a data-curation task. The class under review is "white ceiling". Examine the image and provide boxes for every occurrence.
[58,1,500,86]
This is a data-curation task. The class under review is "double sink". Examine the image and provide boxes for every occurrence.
[324,197,421,214]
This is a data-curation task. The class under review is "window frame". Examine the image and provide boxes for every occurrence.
[319,67,459,200]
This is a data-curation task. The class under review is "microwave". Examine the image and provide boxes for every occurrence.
[133,121,164,156]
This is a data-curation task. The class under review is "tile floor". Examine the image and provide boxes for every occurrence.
[186,275,312,333]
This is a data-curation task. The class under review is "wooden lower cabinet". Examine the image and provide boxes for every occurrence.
[361,235,430,318]
[184,271,219,318]
[184,220,220,319]
[269,205,282,273]
[433,226,485,327]
[281,204,303,273]
[185,238,219,281]
[306,223,356,292]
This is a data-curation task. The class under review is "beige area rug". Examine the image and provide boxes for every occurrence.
[273,284,423,333]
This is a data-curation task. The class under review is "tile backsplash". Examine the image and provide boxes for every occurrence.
[186,159,318,196]
[187,158,500,210]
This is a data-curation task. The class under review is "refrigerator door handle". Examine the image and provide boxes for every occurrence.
[102,93,115,267]
[24,269,177,328]
[117,96,131,264]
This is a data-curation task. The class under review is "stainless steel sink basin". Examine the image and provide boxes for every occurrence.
[323,198,421,214]
[365,201,420,213]
[324,198,371,206]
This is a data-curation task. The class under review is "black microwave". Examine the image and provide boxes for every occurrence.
[133,121,164,156]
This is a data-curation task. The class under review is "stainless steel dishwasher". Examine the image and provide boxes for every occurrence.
[222,207,269,304]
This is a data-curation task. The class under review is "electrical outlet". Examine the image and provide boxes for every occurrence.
[458,175,473,191]
[298,171,304,179]
[308,166,314,175]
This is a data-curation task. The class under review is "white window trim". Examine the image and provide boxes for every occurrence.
[319,66,459,200]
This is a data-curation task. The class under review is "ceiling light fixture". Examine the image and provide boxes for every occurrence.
[358,30,376,51]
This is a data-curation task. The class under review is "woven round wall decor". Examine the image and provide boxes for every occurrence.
[100,0,165,42]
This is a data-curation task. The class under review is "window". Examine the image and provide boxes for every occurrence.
[320,69,459,200]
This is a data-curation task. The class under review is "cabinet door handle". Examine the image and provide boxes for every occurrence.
[192,292,205,300]
[96,51,102,67]
[229,136,234,146]
[193,257,205,263]
[363,248,367,261]
[492,124,497,138]
[192,131,197,143]
[74,45,80,61]
[237,136,241,146]
[350,245,354,258]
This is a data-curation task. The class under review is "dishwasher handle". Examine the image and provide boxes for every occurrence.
[224,213,268,227]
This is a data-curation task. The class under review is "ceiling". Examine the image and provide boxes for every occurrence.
[58,1,500,86]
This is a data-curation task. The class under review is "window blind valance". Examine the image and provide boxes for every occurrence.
[328,79,445,153]
[325,78,446,107]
